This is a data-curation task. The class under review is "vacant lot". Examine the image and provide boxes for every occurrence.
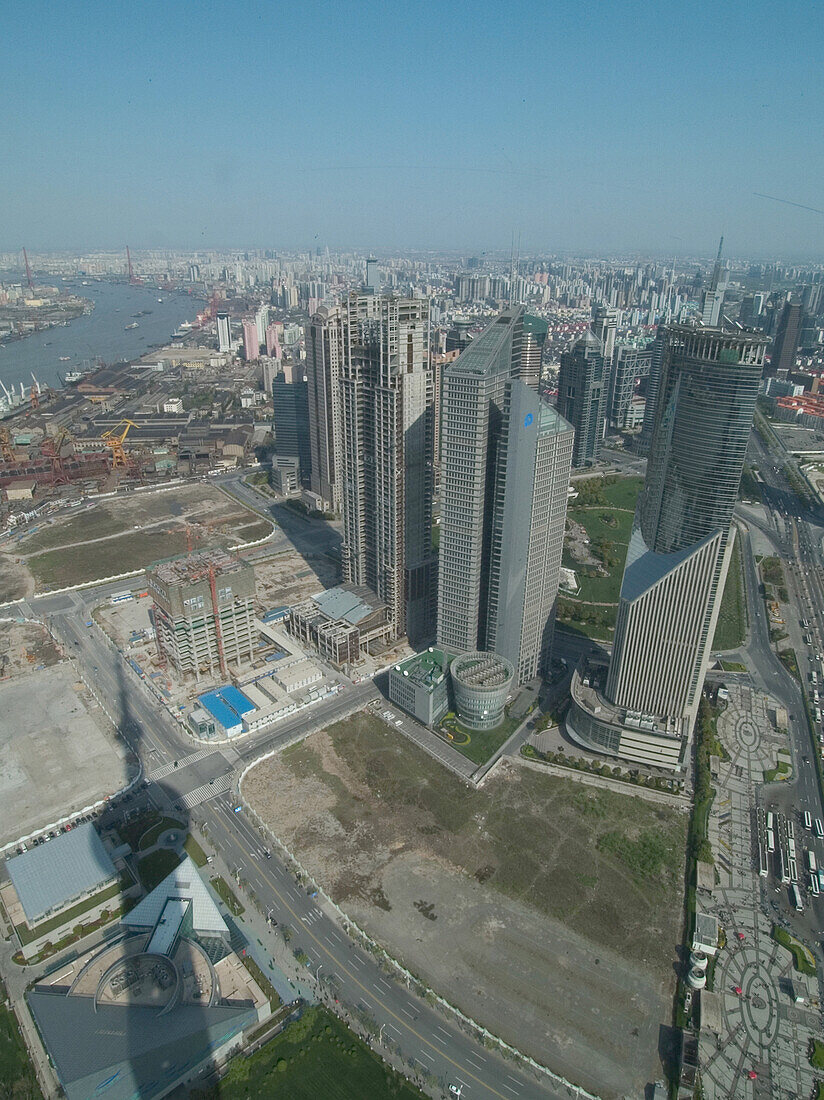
[712,537,748,651]
[0,663,130,845]
[0,621,62,680]
[245,713,686,1097]
[5,484,272,592]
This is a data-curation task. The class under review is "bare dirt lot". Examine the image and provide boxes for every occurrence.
[0,621,62,680]
[2,483,272,594]
[0,661,131,845]
[244,713,687,1098]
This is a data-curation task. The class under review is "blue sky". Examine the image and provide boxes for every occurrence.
[2,0,823,257]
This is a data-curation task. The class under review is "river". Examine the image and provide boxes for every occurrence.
[0,279,204,394]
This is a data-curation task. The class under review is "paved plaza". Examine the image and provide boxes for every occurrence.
[698,683,821,1098]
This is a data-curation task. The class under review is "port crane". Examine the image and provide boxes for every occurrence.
[22,247,34,291]
[100,418,139,470]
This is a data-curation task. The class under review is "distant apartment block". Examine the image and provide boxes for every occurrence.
[557,330,607,466]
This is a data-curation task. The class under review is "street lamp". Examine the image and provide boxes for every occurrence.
[379,1024,385,1044]
[316,964,323,983]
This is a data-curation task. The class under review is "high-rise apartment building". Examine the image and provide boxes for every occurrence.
[769,299,804,376]
[437,308,573,683]
[556,330,607,466]
[216,312,232,354]
[338,293,436,643]
[255,304,270,347]
[242,319,259,361]
[148,550,257,682]
[568,325,767,769]
[518,314,548,389]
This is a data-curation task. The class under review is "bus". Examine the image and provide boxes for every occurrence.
[789,857,799,883]
[791,883,804,912]
[109,590,134,605]
[787,819,795,840]
[777,849,789,884]
[767,828,776,853]
[811,874,820,898]
[758,842,768,877]
[788,836,797,861]
[804,810,812,831]
[816,818,824,839]
[766,811,775,832]
[807,849,817,875]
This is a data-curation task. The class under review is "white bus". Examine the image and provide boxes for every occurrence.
[787,818,795,840]
[767,828,776,853]
[766,811,775,832]
[816,818,824,839]
[788,836,797,861]
[804,810,812,831]
[789,857,799,883]
[109,590,134,605]
[791,883,804,912]
[807,849,817,875]
[777,849,789,884]
[758,842,768,877]
[810,874,820,897]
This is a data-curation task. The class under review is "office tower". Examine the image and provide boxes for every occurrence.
[592,305,619,360]
[338,293,436,643]
[608,345,652,428]
[437,308,574,683]
[445,319,473,352]
[255,304,270,347]
[556,330,607,466]
[365,258,380,294]
[216,312,232,353]
[568,325,767,769]
[637,326,667,454]
[271,363,312,487]
[242,319,259,361]
[770,299,804,375]
[148,550,257,682]
[518,314,548,389]
[701,237,727,327]
[306,305,345,513]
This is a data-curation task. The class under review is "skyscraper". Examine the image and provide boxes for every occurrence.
[518,314,548,389]
[365,258,380,294]
[769,299,804,375]
[557,330,607,466]
[592,305,619,360]
[437,308,573,683]
[338,293,436,643]
[306,305,345,513]
[607,345,652,428]
[216,312,232,354]
[242,319,259,361]
[271,363,312,487]
[568,325,767,769]
[701,237,727,327]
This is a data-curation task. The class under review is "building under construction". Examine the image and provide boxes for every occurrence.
[147,549,257,682]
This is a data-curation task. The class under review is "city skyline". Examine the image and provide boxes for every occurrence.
[3,1,824,257]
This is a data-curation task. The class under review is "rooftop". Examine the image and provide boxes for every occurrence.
[7,823,117,925]
[394,648,450,690]
[198,685,255,730]
[451,650,514,688]
[148,548,247,586]
[123,855,228,938]
[313,584,385,625]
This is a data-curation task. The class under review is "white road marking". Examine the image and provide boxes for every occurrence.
[401,1006,416,1019]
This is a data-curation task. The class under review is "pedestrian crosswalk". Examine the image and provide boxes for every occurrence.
[149,748,217,781]
[177,772,234,809]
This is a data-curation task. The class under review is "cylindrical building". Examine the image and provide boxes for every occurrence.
[450,651,514,730]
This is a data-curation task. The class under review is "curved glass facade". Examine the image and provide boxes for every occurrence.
[450,651,514,731]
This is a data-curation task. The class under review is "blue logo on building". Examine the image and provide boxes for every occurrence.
[524,413,534,427]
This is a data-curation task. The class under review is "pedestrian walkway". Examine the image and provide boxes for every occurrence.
[149,747,217,780]
[178,772,233,809]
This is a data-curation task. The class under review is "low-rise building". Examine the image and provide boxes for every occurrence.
[289,584,391,667]
[388,648,451,727]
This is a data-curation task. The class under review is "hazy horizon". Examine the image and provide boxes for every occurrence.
[4,0,824,260]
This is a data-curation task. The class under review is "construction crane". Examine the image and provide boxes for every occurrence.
[126,246,142,286]
[40,430,73,485]
[100,419,139,470]
[29,372,41,411]
[22,247,33,292]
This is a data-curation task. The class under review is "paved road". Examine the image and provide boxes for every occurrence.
[9,585,567,1100]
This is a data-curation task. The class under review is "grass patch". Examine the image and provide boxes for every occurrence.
[117,810,163,851]
[241,954,281,1010]
[761,556,785,587]
[810,1038,824,1070]
[184,833,209,867]
[189,1005,424,1100]
[210,875,245,916]
[719,660,747,673]
[29,531,192,589]
[556,598,616,639]
[440,714,520,766]
[137,849,181,893]
[137,816,184,851]
[779,648,801,681]
[0,980,42,1099]
[772,924,816,975]
[713,537,747,651]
